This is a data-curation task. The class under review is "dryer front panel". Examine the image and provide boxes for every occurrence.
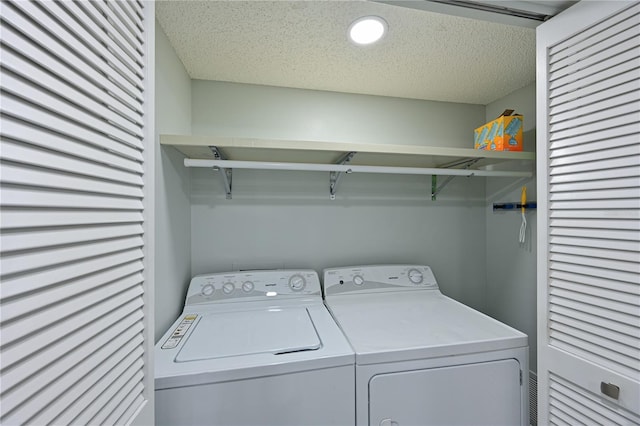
[369,358,521,426]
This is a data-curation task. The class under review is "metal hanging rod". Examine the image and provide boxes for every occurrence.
[184,159,532,178]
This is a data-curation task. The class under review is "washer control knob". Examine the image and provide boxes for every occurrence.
[201,284,215,296]
[242,281,254,293]
[353,275,365,286]
[222,282,235,294]
[288,274,306,291]
[408,269,424,284]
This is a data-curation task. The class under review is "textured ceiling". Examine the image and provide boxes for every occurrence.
[156,0,538,105]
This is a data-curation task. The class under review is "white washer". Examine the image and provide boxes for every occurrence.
[155,270,355,426]
[323,265,529,426]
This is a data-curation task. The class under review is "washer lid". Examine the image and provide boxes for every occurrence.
[176,307,321,362]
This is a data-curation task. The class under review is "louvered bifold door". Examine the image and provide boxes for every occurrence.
[0,0,153,424]
[537,1,640,425]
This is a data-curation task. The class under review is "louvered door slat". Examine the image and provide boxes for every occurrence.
[90,1,143,54]
[1,96,144,162]
[550,68,639,108]
[550,111,640,141]
[1,138,142,185]
[549,79,639,117]
[551,176,640,192]
[549,28,640,92]
[549,166,639,185]
[35,2,142,85]
[0,0,151,423]
[103,383,145,426]
[550,47,640,94]
[2,330,144,424]
[1,71,143,149]
[550,294,637,329]
[1,301,143,391]
[118,1,144,34]
[111,0,144,37]
[550,134,639,158]
[550,103,640,134]
[4,2,142,101]
[0,163,144,198]
[1,300,144,393]
[551,155,640,175]
[551,269,640,297]
[549,374,640,425]
[56,358,144,425]
[0,115,142,173]
[551,209,639,220]
[548,4,640,60]
[1,46,142,137]
[1,22,143,122]
[0,236,143,276]
[56,1,143,76]
[1,283,143,360]
[0,224,144,253]
[550,235,640,251]
[1,261,144,323]
[1,250,144,299]
[551,305,639,340]
[551,244,639,263]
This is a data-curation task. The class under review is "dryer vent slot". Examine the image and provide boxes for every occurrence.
[275,348,319,355]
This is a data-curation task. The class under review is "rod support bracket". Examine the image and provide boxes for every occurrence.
[329,152,356,200]
[210,146,232,199]
[431,158,482,200]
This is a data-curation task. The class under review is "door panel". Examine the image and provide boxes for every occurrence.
[369,359,521,426]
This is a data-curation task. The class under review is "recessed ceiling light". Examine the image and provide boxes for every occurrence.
[349,16,387,45]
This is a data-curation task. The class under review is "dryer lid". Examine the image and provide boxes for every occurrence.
[175,307,321,362]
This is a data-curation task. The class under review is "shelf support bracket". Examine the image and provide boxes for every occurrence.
[329,151,356,200]
[210,146,232,199]
[431,158,482,200]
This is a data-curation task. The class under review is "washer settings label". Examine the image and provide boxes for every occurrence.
[161,314,197,349]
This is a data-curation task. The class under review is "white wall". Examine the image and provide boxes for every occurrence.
[154,21,192,342]
[190,81,490,311]
[191,80,483,148]
[484,82,537,371]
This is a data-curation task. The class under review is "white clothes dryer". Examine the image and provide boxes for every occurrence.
[155,270,355,426]
[323,265,529,426]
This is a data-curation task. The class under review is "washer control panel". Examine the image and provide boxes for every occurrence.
[323,265,438,297]
[185,269,321,306]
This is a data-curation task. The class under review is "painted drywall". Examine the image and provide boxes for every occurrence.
[190,81,490,311]
[191,80,484,149]
[154,21,192,342]
[484,82,537,371]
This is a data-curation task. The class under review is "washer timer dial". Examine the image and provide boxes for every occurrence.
[288,274,306,291]
[201,284,215,296]
[408,269,424,284]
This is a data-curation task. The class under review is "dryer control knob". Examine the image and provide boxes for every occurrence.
[201,284,215,296]
[288,274,306,291]
[242,281,254,293]
[408,269,424,284]
[222,282,235,294]
[353,275,365,286]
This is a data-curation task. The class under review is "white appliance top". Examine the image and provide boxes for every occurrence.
[155,270,354,389]
[323,265,528,365]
